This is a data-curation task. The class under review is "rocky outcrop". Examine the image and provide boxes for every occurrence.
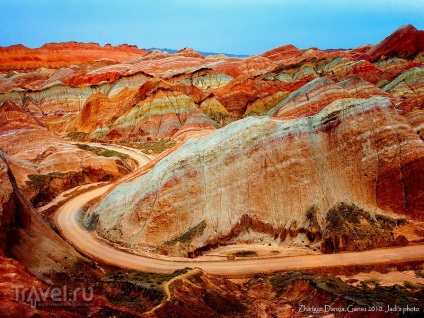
[269,77,351,118]
[365,24,424,61]
[0,153,16,255]
[0,122,147,318]
[382,66,424,98]
[0,42,147,72]
[0,149,99,283]
[338,76,390,98]
[1,23,424,317]
[261,44,301,62]
[101,83,208,141]
[172,108,217,141]
[1,25,423,143]
[397,95,424,141]
[145,269,248,317]
[176,47,205,59]
[0,102,127,206]
[90,95,424,256]
[73,87,140,136]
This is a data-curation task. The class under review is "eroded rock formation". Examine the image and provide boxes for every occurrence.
[90,94,424,256]
[0,42,148,72]
[0,101,129,206]
[2,25,422,258]
[0,23,424,316]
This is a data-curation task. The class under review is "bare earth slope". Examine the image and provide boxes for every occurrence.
[56,159,424,275]
[0,101,129,206]
[89,95,424,256]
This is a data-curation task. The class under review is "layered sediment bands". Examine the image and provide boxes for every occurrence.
[0,84,112,134]
[74,87,139,136]
[233,55,275,76]
[384,67,424,142]
[261,44,302,62]
[0,42,147,72]
[338,76,390,99]
[199,97,230,125]
[129,54,209,77]
[267,56,321,85]
[269,77,351,119]
[0,102,125,205]
[211,76,290,118]
[104,90,200,141]
[91,96,424,255]
[214,83,256,117]
[1,26,423,142]
[0,63,153,94]
[172,108,217,141]
[73,78,218,141]
[0,73,153,134]
[245,91,288,116]
[0,71,50,93]
[89,79,210,141]
[383,66,424,98]
[173,69,234,89]
[314,57,384,84]
[397,95,424,141]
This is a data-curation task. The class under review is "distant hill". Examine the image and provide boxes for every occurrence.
[147,47,249,58]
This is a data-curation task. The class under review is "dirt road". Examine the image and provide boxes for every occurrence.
[55,143,424,275]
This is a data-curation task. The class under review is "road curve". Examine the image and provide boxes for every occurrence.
[55,143,424,275]
[74,142,153,167]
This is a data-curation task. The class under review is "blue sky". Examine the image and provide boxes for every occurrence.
[1,0,423,55]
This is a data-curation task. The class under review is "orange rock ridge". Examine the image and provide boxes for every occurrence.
[0,42,148,72]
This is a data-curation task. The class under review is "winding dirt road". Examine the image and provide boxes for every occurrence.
[55,143,424,275]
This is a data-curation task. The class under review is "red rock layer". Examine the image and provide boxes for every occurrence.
[261,44,301,62]
[0,148,100,282]
[0,25,422,144]
[0,42,148,72]
[365,24,424,61]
